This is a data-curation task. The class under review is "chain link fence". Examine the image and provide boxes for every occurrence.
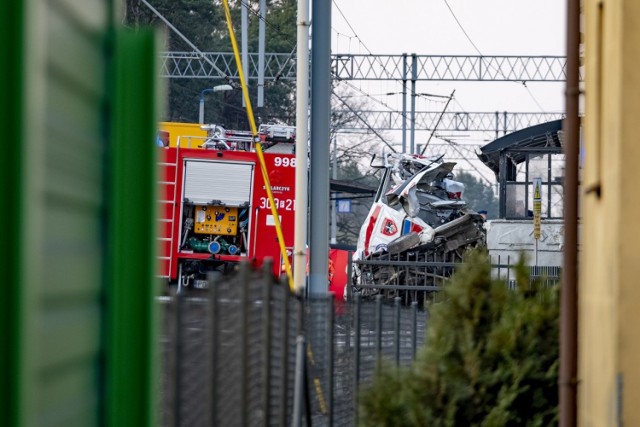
[158,254,560,426]
[158,262,429,426]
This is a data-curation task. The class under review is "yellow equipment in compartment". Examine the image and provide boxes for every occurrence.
[194,205,238,236]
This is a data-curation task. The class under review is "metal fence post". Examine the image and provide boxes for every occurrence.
[411,301,418,361]
[375,294,383,375]
[326,295,335,425]
[174,291,184,427]
[292,335,306,427]
[207,272,219,426]
[240,263,250,427]
[394,296,401,366]
[261,261,273,426]
[296,296,312,427]
[164,295,177,427]
[347,250,353,301]
[353,293,361,426]
[280,283,290,426]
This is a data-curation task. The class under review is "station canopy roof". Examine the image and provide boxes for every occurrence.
[330,179,375,196]
[477,119,564,176]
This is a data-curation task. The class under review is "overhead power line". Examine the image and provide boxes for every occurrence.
[333,91,397,153]
[332,0,396,81]
[435,136,493,184]
[140,0,234,84]
[442,0,549,112]
[422,90,455,154]
[443,0,484,55]
[444,0,544,111]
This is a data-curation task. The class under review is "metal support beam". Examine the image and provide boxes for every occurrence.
[402,54,408,153]
[333,54,569,81]
[410,54,417,154]
[161,52,570,82]
[324,110,564,132]
[330,137,337,245]
[309,0,331,296]
[241,3,248,107]
[257,0,266,107]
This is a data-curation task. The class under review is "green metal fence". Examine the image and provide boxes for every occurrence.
[1,2,160,426]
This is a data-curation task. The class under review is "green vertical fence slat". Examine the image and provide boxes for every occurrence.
[1,3,160,426]
[0,2,25,427]
[106,28,158,427]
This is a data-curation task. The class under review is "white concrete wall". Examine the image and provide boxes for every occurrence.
[486,219,564,266]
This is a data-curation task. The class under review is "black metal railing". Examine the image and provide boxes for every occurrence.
[159,262,429,426]
[352,250,562,303]
[159,255,559,426]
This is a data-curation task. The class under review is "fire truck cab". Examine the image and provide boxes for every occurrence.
[157,123,296,289]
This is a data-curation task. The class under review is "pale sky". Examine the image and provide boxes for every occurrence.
[331,0,566,56]
[327,0,567,177]
[330,0,567,134]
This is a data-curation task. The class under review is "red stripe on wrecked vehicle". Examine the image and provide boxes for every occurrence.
[363,204,382,257]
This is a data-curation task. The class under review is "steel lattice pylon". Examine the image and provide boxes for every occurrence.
[161,52,296,80]
[161,52,568,82]
[333,54,567,81]
[332,110,565,132]
[161,51,568,163]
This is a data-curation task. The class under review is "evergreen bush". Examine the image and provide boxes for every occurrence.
[359,250,559,426]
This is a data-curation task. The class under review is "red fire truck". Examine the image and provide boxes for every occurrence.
[157,123,296,289]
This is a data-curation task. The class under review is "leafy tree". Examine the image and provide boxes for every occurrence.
[455,171,499,219]
[123,0,296,127]
[125,2,385,243]
[360,250,559,426]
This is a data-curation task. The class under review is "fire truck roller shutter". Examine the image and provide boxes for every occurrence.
[183,160,253,206]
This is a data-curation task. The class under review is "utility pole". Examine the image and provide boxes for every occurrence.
[309,0,331,296]
[241,2,248,107]
[258,0,266,107]
[293,0,310,294]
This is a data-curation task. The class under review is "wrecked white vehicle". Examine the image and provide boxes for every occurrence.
[351,153,486,301]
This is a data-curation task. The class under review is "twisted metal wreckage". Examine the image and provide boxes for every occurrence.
[351,153,486,301]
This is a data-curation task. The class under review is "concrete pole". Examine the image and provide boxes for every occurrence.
[293,0,310,294]
[309,0,331,296]
[258,0,266,107]
[241,2,248,107]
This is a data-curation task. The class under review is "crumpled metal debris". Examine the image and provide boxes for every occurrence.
[350,153,486,301]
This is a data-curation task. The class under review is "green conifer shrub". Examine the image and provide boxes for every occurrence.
[359,250,559,426]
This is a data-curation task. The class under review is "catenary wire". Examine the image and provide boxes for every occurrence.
[442,0,548,112]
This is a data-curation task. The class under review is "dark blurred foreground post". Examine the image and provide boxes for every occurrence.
[561,0,580,424]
